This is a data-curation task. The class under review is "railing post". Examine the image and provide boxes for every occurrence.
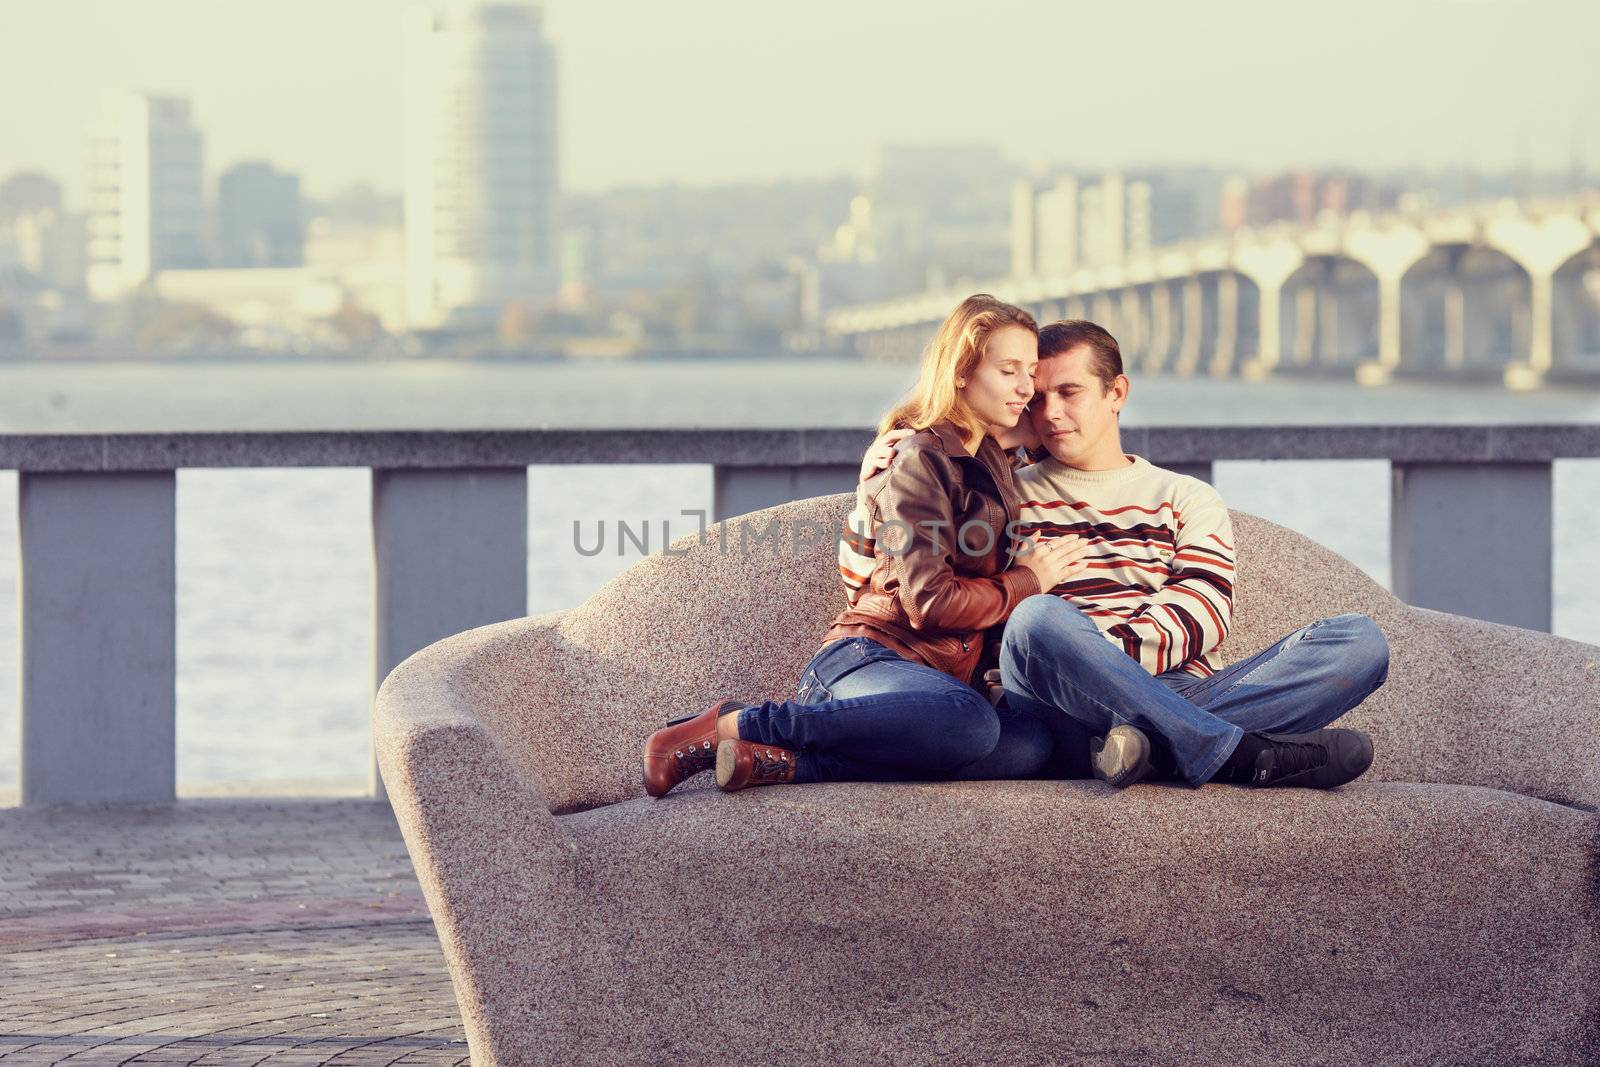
[712,465,859,522]
[19,471,176,806]
[1165,462,1215,485]
[1390,461,1552,631]
[371,467,528,798]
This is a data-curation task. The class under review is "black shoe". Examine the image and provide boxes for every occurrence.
[1240,728,1374,789]
[1090,725,1153,788]
[1146,735,1179,781]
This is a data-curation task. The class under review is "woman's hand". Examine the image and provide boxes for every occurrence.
[859,427,917,482]
[1014,534,1092,592]
[996,415,1041,454]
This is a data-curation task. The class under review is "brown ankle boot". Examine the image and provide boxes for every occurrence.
[643,699,744,797]
[715,738,798,792]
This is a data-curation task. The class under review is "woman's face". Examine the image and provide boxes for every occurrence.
[958,325,1038,433]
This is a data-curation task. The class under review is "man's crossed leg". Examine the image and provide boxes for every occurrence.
[999,595,1389,788]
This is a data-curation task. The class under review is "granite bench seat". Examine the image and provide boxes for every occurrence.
[375,494,1600,1066]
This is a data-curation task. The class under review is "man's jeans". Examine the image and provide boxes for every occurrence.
[739,636,1052,784]
[999,595,1390,786]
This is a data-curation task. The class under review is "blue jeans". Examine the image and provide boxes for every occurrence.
[999,595,1390,787]
[738,637,1053,784]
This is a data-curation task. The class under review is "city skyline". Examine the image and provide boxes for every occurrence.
[1,0,1596,207]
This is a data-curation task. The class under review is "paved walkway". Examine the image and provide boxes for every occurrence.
[0,801,466,1065]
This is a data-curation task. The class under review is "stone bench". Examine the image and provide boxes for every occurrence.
[374,493,1600,1065]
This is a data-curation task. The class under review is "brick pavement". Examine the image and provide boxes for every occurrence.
[0,801,467,1065]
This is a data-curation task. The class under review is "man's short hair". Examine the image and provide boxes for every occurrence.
[1038,320,1123,393]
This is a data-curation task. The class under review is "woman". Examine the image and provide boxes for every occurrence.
[642,294,1091,796]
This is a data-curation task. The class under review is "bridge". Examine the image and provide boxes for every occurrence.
[827,194,1600,391]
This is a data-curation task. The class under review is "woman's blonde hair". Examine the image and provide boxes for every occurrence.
[877,293,1038,445]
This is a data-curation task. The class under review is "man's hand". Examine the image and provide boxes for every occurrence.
[859,427,916,482]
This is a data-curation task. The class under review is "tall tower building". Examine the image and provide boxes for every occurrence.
[84,90,205,301]
[404,3,558,330]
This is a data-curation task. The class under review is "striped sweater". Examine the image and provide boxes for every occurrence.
[840,452,1235,678]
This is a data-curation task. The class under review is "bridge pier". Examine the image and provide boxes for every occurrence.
[1365,275,1405,386]
[1505,270,1554,391]
[1291,277,1320,367]
[1209,273,1240,378]
[1120,288,1147,368]
[1346,226,1430,386]
[1234,240,1304,381]
[1173,276,1204,378]
[1148,282,1175,374]
[1443,267,1467,372]
[1318,281,1340,364]
[1092,292,1118,341]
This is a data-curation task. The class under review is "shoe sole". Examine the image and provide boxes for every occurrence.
[1091,725,1152,788]
[714,738,739,790]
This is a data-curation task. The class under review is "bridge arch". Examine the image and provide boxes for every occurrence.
[1277,255,1380,372]
[1400,245,1531,377]
[1552,239,1600,371]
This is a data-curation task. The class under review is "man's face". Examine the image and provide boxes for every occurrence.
[1027,344,1126,464]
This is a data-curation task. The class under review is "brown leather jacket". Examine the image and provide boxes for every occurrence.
[824,421,1042,684]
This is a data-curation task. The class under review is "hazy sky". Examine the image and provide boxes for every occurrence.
[2,0,1595,206]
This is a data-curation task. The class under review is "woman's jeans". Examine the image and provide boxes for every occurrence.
[999,595,1391,787]
[737,637,1053,784]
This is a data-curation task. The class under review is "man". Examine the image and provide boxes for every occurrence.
[844,320,1388,790]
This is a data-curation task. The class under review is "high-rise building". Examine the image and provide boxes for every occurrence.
[1011,172,1153,277]
[12,210,87,290]
[84,89,205,301]
[1125,180,1153,257]
[0,171,63,222]
[0,171,83,291]
[404,3,558,330]
[1034,177,1081,277]
[1009,179,1035,279]
[1079,173,1127,267]
[218,161,304,267]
